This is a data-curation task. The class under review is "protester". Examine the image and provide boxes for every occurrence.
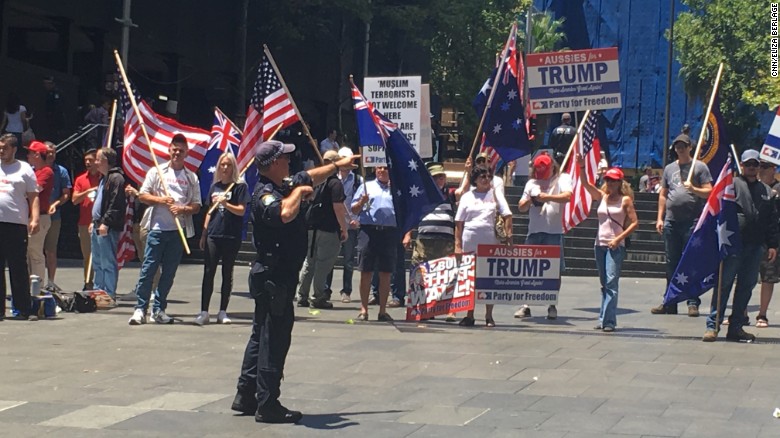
[0,134,39,320]
[325,147,362,303]
[123,183,160,301]
[404,161,457,320]
[548,113,576,161]
[319,128,339,155]
[638,166,653,193]
[43,141,71,291]
[1,93,29,154]
[296,150,348,309]
[703,150,779,342]
[577,158,638,332]
[84,96,111,150]
[651,134,712,316]
[456,153,505,200]
[129,134,201,325]
[231,140,358,423]
[756,160,780,328]
[71,149,100,288]
[196,152,249,325]
[596,151,608,186]
[90,148,126,300]
[515,153,572,320]
[455,165,512,327]
[351,165,396,322]
[25,141,54,282]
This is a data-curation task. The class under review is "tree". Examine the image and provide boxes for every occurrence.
[671,0,780,145]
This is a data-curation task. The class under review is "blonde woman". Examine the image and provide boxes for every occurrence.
[577,154,638,332]
[455,165,512,327]
[196,152,249,325]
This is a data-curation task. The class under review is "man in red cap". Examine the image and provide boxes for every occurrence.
[25,141,54,282]
[516,152,572,319]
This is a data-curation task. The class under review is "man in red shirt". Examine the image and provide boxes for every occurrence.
[71,149,100,288]
[26,141,54,282]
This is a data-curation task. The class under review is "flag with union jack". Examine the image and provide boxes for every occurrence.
[118,75,211,185]
[563,111,601,233]
[200,108,243,202]
[116,196,136,270]
[237,51,300,173]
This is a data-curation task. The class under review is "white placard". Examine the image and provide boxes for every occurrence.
[364,76,422,152]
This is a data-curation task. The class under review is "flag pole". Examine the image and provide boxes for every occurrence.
[688,62,724,184]
[348,75,369,181]
[105,99,118,149]
[466,22,517,163]
[263,45,324,165]
[559,109,592,171]
[715,259,724,333]
[730,144,742,175]
[205,123,284,216]
[113,49,191,255]
[214,106,244,137]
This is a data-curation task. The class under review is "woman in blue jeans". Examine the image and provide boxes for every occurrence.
[578,156,638,332]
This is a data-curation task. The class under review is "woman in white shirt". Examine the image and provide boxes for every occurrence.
[1,93,29,151]
[455,165,512,327]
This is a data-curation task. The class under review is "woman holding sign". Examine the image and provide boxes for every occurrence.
[577,154,638,332]
[455,165,513,327]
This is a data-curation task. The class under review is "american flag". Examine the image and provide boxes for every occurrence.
[118,77,211,185]
[116,196,136,270]
[210,107,242,153]
[478,135,503,173]
[563,111,601,233]
[237,52,299,172]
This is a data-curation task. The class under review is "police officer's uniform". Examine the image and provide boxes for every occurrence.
[549,115,576,161]
[232,142,311,424]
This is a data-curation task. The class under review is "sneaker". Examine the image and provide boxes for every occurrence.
[650,304,678,314]
[297,299,310,308]
[514,305,531,318]
[194,311,210,326]
[547,305,557,320]
[217,311,231,324]
[687,305,700,317]
[231,391,257,415]
[340,293,351,304]
[602,326,615,332]
[388,299,402,308]
[368,295,378,305]
[725,329,756,343]
[255,401,302,424]
[128,309,147,325]
[377,313,394,322]
[153,310,174,324]
[310,299,333,309]
[702,330,717,342]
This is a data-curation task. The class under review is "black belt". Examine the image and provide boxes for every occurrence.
[361,225,396,231]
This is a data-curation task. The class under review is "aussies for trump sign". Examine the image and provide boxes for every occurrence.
[475,245,561,306]
[526,47,621,115]
[406,253,476,321]
[364,76,422,152]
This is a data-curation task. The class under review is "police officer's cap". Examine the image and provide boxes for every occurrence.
[255,140,296,166]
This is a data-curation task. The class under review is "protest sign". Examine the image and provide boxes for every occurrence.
[526,47,621,115]
[475,244,561,306]
[362,144,386,167]
[364,76,422,152]
[406,253,476,321]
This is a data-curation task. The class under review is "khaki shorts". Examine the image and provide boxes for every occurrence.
[760,249,780,283]
[411,237,455,267]
[44,218,62,253]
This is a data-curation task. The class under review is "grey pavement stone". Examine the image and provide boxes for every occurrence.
[610,415,690,436]
[467,407,555,429]
[526,395,607,414]
[538,411,623,433]
[593,399,669,417]
[459,392,542,410]
[680,418,760,438]
[396,405,489,426]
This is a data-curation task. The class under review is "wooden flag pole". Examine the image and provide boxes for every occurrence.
[105,99,118,149]
[348,75,368,181]
[205,123,284,216]
[559,109,592,171]
[730,144,742,175]
[263,45,324,165]
[688,62,725,184]
[714,260,725,334]
[113,49,191,255]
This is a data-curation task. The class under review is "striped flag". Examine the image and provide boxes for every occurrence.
[478,135,504,173]
[116,196,136,270]
[237,52,299,172]
[563,112,601,233]
[118,78,211,185]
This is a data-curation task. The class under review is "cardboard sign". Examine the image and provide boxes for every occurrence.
[406,253,476,321]
[364,76,422,152]
[361,144,387,167]
[526,48,621,114]
[475,244,561,306]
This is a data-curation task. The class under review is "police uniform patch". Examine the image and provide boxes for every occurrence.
[261,194,277,206]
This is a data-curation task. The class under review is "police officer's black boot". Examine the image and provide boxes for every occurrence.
[230,391,257,415]
[255,400,303,424]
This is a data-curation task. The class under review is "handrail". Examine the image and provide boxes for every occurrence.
[54,123,109,153]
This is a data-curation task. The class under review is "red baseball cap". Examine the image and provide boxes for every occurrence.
[26,141,48,155]
[533,154,553,179]
[603,168,624,181]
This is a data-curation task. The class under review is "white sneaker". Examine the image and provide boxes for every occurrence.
[514,305,531,318]
[129,309,147,325]
[194,311,210,326]
[217,311,231,324]
[153,310,174,324]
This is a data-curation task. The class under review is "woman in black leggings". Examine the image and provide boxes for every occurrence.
[196,152,249,325]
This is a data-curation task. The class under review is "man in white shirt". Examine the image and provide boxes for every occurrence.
[129,134,201,325]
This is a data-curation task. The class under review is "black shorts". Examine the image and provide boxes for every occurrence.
[356,226,398,273]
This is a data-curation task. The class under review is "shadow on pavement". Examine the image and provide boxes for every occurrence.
[296,410,408,430]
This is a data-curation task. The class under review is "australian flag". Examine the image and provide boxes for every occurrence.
[473,23,531,163]
[663,157,741,305]
[199,108,242,203]
[698,93,729,178]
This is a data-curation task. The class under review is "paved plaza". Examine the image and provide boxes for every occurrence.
[2,262,780,437]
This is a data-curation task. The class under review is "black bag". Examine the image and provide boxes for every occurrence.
[74,292,97,313]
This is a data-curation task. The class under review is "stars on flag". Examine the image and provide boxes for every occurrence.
[208,166,216,174]
[493,124,502,134]
[409,185,421,197]
[506,89,517,100]
[717,221,734,249]
[675,272,689,286]
[408,159,418,171]
[703,273,715,284]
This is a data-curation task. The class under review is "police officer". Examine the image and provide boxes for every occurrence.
[231,140,359,423]
[549,113,576,162]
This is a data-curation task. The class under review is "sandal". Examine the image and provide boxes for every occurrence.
[485,317,496,328]
[458,316,475,327]
[356,312,369,322]
[756,315,769,328]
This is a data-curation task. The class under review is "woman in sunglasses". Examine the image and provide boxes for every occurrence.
[576,154,638,332]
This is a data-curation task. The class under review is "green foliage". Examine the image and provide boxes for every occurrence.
[672,0,780,145]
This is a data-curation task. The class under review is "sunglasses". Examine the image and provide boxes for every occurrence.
[742,161,759,168]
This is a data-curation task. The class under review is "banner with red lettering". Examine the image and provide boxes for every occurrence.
[405,253,476,321]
